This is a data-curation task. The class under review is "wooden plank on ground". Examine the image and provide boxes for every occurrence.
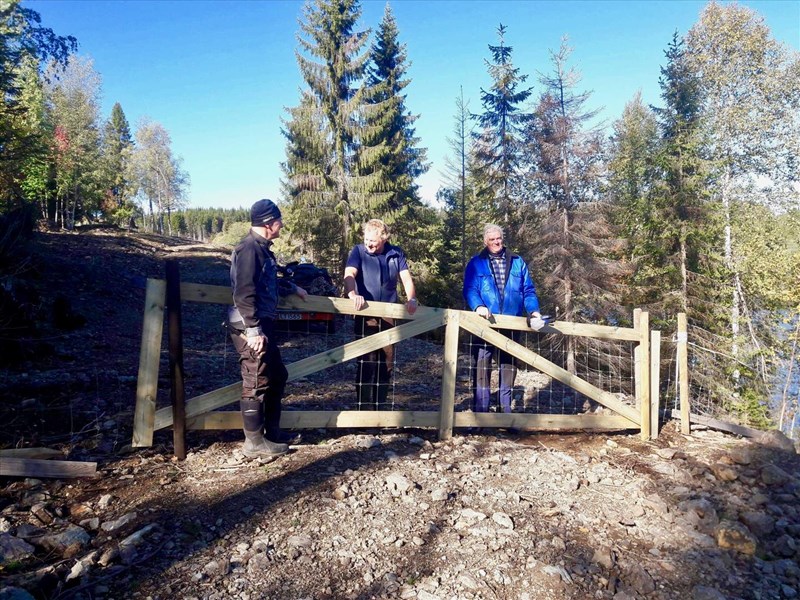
[669,410,763,439]
[0,458,97,478]
[0,448,64,460]
[460,312,641,424]
[132,278,166,447]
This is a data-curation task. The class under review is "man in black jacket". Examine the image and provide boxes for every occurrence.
[228,199,307,459]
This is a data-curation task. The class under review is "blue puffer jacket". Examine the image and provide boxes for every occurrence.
[463,248,540,317]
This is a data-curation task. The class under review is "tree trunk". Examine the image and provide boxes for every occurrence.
[562,207,576,374]
[679,229,689,314]
[721,168,740,380]
[778,317,799,432]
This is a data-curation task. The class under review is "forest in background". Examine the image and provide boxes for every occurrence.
[1,0,798,435]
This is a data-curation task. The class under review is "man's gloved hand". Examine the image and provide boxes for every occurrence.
[529,313,546,331]
[476,306,491,319]
[245,326,266,353]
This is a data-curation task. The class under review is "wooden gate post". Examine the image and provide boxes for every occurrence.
[166,260,186,460]
[650,329,661,437]
[639,311,651,440]
[438,310,459,441]
[633,309,642,409]
[133,278,166,447]
[677,313,690,434]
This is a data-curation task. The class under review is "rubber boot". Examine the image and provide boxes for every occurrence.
[242,429,288,459]
[263,398,301,444]
[266,427,301,445]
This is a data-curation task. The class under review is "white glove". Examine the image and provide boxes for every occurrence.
[530,314,546,331]
[476,306,491,319]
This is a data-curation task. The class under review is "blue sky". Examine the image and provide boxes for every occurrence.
[27,0,800,210]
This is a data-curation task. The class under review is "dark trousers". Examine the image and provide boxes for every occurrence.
[471,331,519,413]
[354,316,395,410]
[230,320,288,434]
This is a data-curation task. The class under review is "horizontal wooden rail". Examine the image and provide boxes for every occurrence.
[184,410,637,431]
[176,281,639,341]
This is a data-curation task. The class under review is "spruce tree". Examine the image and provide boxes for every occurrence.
[606,93,662,309]
[101,102,134,222]
[524,37,619,378]
[283,0,378,271]
[472,23,532,231]
[651,32,717,317]
[362,4,428,238]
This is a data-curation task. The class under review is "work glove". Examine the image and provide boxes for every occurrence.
[476,306,492,319]
[529,313,546,331]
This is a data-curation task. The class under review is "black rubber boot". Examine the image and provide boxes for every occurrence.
[242,430,288,459]
[266,428,301,445]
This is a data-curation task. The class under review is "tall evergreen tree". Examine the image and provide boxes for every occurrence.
[524,37,619,377]
[650,32,717,317]
[441,88,480,273]
[362,4,428,238]
[472,23,532,230]
[283,0,377,271]
[606,92,662,309]
[101,102,133,220]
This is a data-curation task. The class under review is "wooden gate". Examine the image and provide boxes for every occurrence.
[132,276,657,447]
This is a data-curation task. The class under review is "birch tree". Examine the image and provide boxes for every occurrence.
[45,55,103,228]
[126,118,188,234]
[686,1,800,380]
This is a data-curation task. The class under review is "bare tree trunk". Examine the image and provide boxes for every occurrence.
[680,232,689,314]
[562,207,576,374]
[70,182,78,230]
[779,318,799,432]
[721,168,741,384]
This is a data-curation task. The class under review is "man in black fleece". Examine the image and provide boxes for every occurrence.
[227,199,307,459]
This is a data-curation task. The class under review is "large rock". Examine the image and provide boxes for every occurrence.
[760,464,790,487]
[0,533,35,564]
[759,430,796,453]
[716,520,757,555]
[740,511,775,538]
[34,525,90,558]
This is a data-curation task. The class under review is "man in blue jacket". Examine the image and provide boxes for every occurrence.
[463,224,545,413]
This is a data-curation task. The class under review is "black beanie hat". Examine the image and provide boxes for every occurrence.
[250,199,282,226]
